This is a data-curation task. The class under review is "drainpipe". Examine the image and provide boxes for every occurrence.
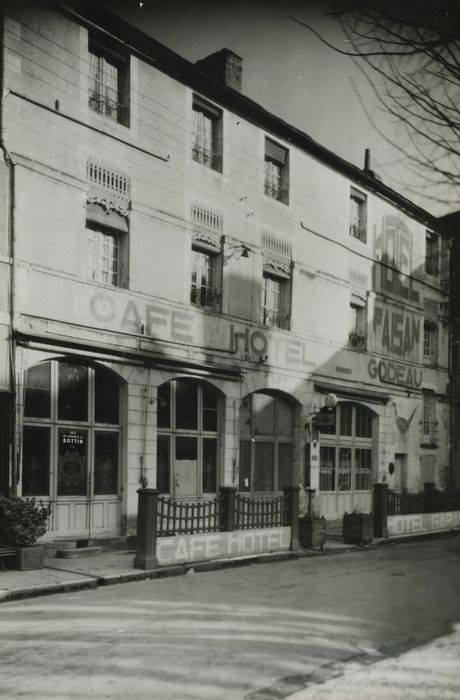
[0,8,18,493]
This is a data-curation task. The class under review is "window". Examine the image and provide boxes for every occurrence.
[425,231,439,276]
[348,300,367,350]
[22,361,121,498]
[86,161,130,288]
[191,248,221,311]
[423,321,437,362]
[157,380,221,497]
[264,138,289,204]
[87,226,123,286]
[88,37,129,125]
[349,188,367,242]
[192,96,222,172]
[262,273,287,328]
[422,390,436,440]
[190,204,223,311]
[261,233,291,329]
[239,392,294,493]
[319,403,374,495]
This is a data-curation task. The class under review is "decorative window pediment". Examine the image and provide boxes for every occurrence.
[87,160,131,220]
[262,232,291,276]
[191,204,223,250]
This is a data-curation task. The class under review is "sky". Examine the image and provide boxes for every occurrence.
[104,0,454,217]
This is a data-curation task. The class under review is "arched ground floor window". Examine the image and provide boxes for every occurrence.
[156,378,222,498]
[21,359,123,539]
[319,402,375,518]
[239,391,295,493]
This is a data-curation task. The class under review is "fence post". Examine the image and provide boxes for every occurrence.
[423,482,436,512]
[284,485,300,551]
[219,486,237,531]
[373,483,389,538]
[134,488,159,569]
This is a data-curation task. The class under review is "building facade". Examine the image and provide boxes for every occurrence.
[0,0,452,541]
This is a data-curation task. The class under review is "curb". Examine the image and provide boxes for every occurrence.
[0,576,98,602]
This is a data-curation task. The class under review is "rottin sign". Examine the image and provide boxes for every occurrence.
[58,429,87,496]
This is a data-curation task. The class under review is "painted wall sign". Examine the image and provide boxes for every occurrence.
[388,511,460,537]
[230,325,314,367]
[373,216,420,303]
[88,292,316,369]
[90,292,194,343]
[373,303,421,361]
[156,526,290,565]
[368,358,422,389]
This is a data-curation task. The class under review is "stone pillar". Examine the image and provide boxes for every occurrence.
[219,486,237,531]
[373,482,389,538]
[284,485,300,551]
[134,488,159,569]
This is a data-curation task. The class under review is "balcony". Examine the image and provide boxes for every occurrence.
[348,331,366,351]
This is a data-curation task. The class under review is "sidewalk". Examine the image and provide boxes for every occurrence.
[0,536,370,603]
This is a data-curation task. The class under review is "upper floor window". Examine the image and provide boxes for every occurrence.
[425,231,439,276]
[86,160,130,288]
[192,96,223,172]
[423,321,437,363]
[191,247,222,311]
[88,37,130,126]
[349,188,367,242]
[421,390,436,443]
[190,204,222,311]
[264,138,289,204]
[348,298,367,350]
[261,233,291,330]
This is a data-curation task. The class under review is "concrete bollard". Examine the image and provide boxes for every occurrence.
[134,488,159,569]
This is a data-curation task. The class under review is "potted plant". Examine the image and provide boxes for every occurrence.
[0,495,51,570]
[343,506,373,545]
[298,488,327,551]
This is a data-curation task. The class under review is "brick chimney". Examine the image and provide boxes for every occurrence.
[195,49,243,92]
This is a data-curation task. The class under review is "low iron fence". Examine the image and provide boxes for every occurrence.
[387,485,460,516]
[156,490,290,537]
[235,493,287,530]
[157,495,222,537]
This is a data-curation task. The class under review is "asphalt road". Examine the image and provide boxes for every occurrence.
[2,534,460,700]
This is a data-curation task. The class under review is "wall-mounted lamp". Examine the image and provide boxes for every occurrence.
[224,243,252,264]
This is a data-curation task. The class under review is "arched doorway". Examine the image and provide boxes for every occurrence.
[239,391,295,493]
[318,402,375,518]
[156,378,222,498]
[21,359,123,539]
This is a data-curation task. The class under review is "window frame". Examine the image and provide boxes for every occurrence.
[319,403,374,494]
[192,95,223,173]
[156,380,222,497]
[425,231,439,277]
[262,270,291,330]
[190,243,222,312]
[239,392,295,494]
[86,222,128,289]
[88,35,130,127]
[22,361,122,499]
[421,390,436,442]
[264,138,289,204]
[349,188,367,243]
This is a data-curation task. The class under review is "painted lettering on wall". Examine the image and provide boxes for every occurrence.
[89,292,194,343]
[156,527,291,565]
[230,325,314,367]
[373,303,421,361]
[388,511,460,537]
[373,216,420,303]
[368,358,422,389]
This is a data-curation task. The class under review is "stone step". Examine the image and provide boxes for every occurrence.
[57,546,102,559]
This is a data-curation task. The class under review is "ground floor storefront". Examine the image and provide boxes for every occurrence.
[8,343,450,542]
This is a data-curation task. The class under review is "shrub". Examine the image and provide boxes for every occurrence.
[0,496,51,546]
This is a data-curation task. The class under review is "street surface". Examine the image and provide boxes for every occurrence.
[1,534,460,700]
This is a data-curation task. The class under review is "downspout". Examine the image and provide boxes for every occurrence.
[0,8,18,493]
